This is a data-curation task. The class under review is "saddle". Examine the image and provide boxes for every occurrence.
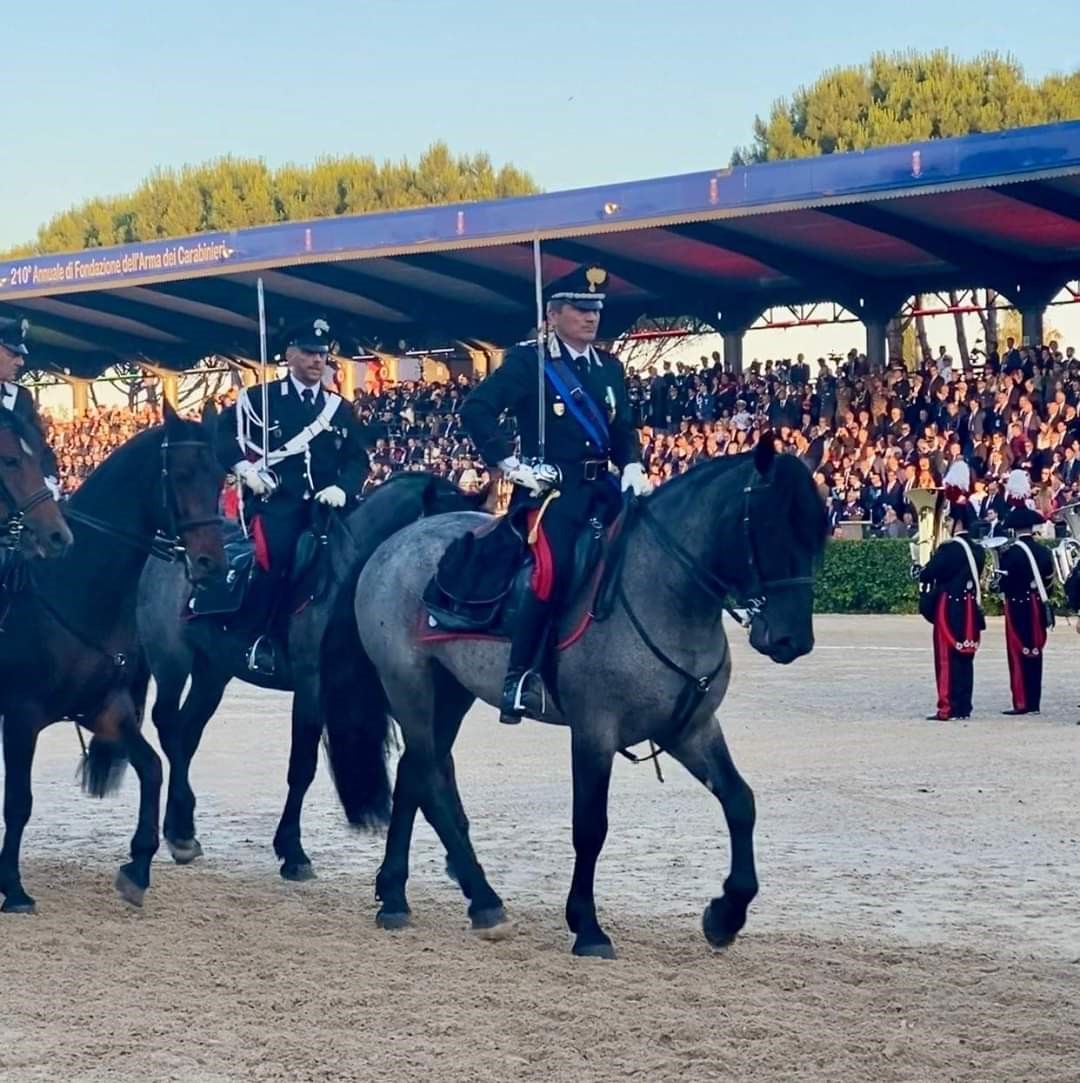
[420,503,628,645]
[187,519,327,619]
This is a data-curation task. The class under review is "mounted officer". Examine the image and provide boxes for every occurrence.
[459,264,651,724]
[213,316,370,676]
[0,316,61,500]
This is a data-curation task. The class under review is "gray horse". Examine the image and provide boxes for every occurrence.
[346,438,826,957]
[135,472,485,878]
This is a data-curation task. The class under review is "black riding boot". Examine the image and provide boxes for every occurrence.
[499,591,553,725]
[234,569,285,677]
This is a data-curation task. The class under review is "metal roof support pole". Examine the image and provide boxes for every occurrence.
[856,293,906,375]
[714,301,760,379]
[1003,277,1066,348]
[68,375,91,417]
[864,318,887,374]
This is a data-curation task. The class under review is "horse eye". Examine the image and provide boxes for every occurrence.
[1,457,19,468]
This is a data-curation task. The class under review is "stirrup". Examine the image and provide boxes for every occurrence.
[246,634,277,676]
[512,670,546,714]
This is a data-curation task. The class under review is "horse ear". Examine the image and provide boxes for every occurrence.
[201,399,219,430]
[754,431,778,476]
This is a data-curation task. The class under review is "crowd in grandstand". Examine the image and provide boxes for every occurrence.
[39,335,1080,538]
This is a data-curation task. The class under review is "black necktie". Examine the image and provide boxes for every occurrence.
[301,388,314,413]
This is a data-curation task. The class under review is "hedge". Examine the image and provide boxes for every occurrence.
[813,538,1065,615]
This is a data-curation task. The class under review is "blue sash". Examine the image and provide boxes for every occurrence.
[543,357,611,454]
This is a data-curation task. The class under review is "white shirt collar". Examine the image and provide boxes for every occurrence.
[561,340,593,366]
[289,374,320,399]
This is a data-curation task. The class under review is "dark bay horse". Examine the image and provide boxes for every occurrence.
[0,402,226,914]
[135,471,487,879]
[0,407,72,558]
[348,439,826,957]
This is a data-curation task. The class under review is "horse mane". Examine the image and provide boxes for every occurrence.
[642,445,827,560]
[69,417,209,498]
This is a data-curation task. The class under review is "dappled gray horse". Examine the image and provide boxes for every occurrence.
[348,439,826,957]
[135,472,486,879]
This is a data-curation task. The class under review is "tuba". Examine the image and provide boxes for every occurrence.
[907,487,948,579]
[980,535,1009,592]
[1048,500,1080,587]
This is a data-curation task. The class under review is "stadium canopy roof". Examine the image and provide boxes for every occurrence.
[1,120,1079,378]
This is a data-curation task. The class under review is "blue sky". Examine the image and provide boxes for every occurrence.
[2,0,1075,249]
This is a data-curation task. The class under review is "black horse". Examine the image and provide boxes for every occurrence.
[0,402,226,913]
[135,471,488,879]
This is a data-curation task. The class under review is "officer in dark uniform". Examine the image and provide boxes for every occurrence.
[213,316,370,674]
[459,265,650,723]
[0,316,61,499]
[920,491,986,721]
[997,504,1054,715]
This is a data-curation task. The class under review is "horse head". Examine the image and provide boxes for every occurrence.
[160,399,227,586]
[743,435,827,664]
[0,411,73,558]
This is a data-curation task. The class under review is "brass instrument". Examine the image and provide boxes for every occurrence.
[1049,500,1080,588]
[907,487,949,579]
[981,535,1009,592]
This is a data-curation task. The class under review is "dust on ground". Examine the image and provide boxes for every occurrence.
[2,615,1078,1081]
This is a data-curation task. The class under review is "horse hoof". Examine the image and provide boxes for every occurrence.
[470,906,513,941]
[280,862,316,883]
[376,909,412,931]
[115,869,147,908]
[702,898,745,950]
[1,897,36,915]
[167,838,203,865]
[572,937,616,960]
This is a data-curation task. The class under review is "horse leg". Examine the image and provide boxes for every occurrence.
[113,693,163,907]
[377,671,506,936]
[375,671,481,927]
[565,729,617,959]
[0,706,41,914]
[273,673,321,882]
[161,653,227,864]
[667,713,758,949]
[374,747,422,928]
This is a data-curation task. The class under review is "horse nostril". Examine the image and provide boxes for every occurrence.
[195,553,215,571]
[49,530,68,550]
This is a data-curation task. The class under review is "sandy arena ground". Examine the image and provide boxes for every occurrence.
[2,614,1079,1082]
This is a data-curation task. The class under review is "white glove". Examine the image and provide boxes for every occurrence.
[621,462,653,496]
[314,484,347,508]
[44,476,62,501]
[234,460,272,496]
[498,456,544,495]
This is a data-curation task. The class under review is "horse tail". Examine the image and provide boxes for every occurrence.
[79,735,128,798]
[319,579,393,830]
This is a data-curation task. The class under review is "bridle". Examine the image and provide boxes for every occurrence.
[612,463,815,746]
[636,469,815,628]
[64,432,222,573]
[0,483,53,550]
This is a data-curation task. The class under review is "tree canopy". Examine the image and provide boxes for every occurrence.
[4,142,538,258]
[732,50,1080,164]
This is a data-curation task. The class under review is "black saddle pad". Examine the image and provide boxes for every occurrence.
[422,514,528,633]
[422,506,612,636]
[188,526,255,617]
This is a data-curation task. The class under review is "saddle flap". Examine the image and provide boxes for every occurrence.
[188,535,255,617]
